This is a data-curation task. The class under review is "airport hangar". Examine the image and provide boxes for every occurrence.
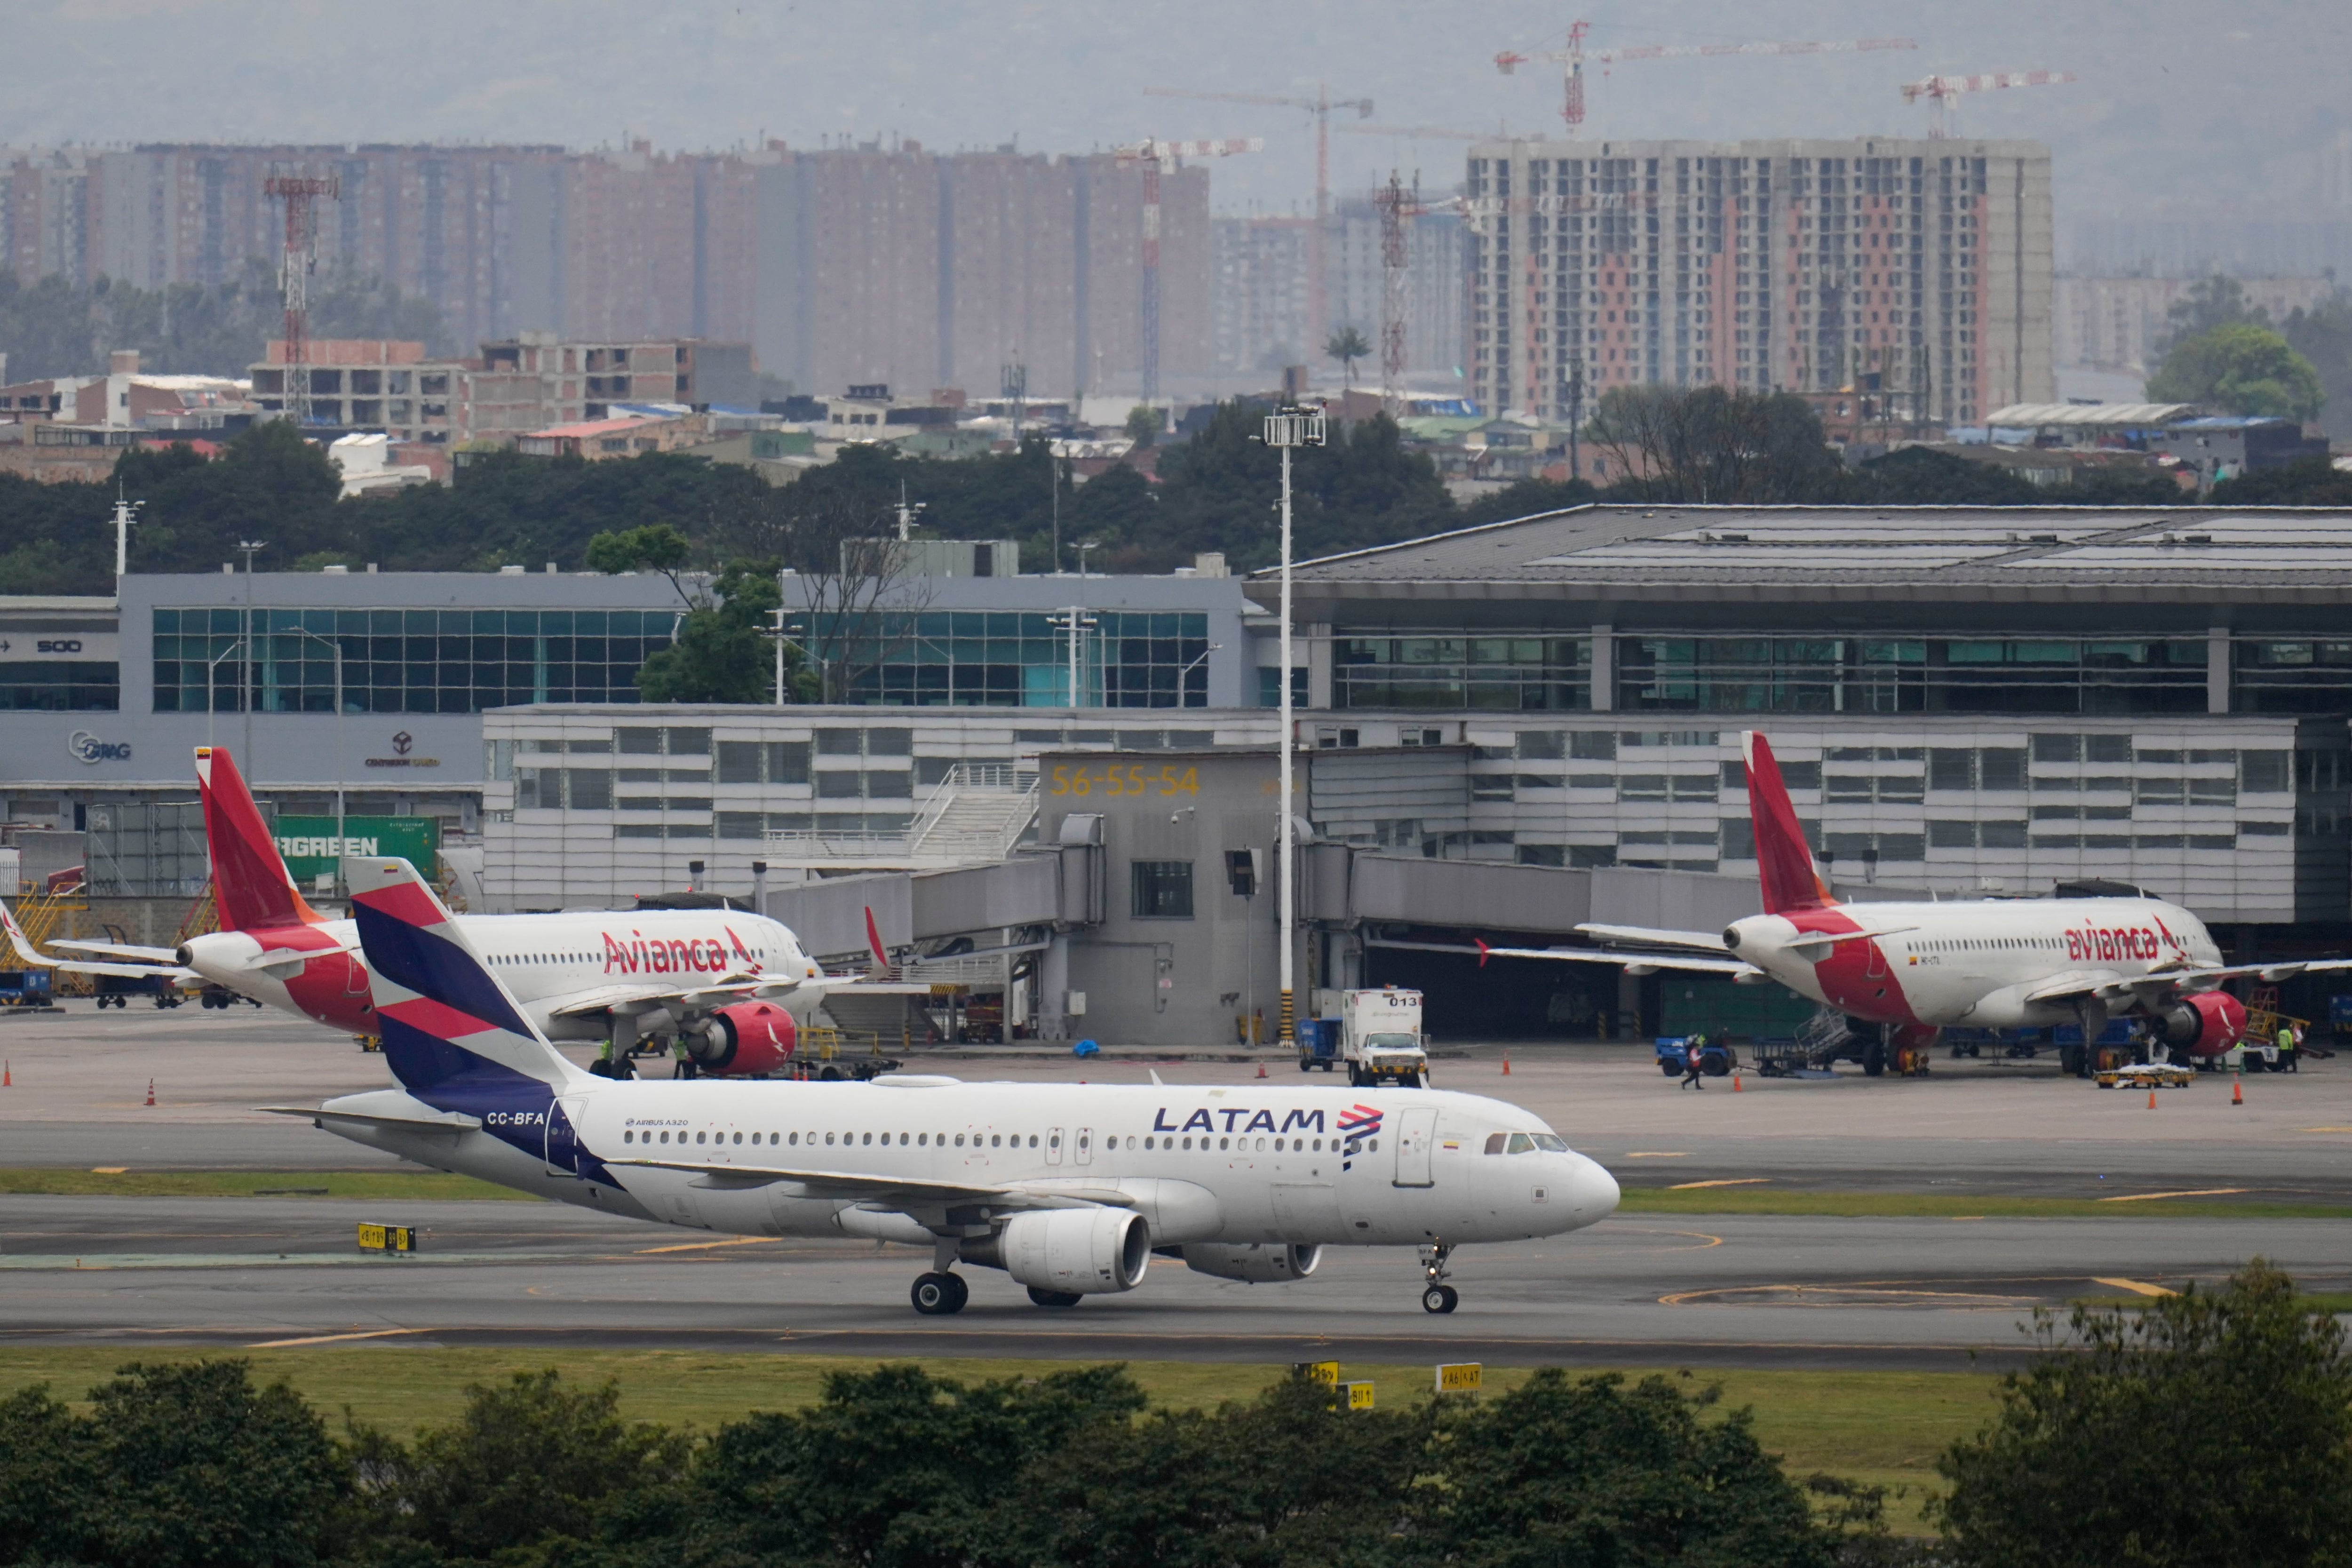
[478,504,2352,1049]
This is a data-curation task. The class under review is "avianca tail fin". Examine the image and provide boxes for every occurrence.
[1742,732,1837,915]
[194,746,324,931]
[864,905,893,980]
[347,855,588,1098]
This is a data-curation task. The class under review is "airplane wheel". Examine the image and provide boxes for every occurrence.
[911,1273,966,1315]
[1026,1286,1083,1308]
[1422,1284,1458,1314]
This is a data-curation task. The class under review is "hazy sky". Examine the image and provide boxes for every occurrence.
[6,0,2346,229]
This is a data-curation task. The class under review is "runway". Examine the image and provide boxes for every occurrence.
[2,1194,2340,1370]
[3,1006,2346,1370]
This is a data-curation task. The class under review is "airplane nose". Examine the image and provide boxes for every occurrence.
[1571,1156,1621,1222]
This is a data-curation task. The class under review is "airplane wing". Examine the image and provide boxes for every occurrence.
[2023,970,2127,1005]
[603,1155,1047,1209]
[1372,936,1764,979]
[543,976,806,1019]
[50,939,180,963]
[1576,922,1732,952]
[259,1104,482,1131]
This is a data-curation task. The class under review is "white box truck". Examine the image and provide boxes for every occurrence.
[1339,987,1429,1087]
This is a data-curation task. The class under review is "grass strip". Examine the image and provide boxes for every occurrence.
[0,1169,532,1202]
[1617,1188,2352,1220]
[0,1347,1987,1535]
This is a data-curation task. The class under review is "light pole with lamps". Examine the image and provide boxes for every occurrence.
[281,625,347,831]
[1175,642,1222,707]
[205,638,247,749]
[236,539,267,776]
[1261,403,1324,1046]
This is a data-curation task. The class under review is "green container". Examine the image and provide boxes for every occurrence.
[274,817,441,892]
[1658,975,1816,1041]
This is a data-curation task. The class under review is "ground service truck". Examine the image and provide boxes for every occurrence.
[1337,987,1430,1087]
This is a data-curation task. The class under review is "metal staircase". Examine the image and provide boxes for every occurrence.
[762,764,1040,872]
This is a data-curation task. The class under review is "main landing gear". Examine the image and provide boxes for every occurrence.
[910,1272,969,1314]
[1419,1242,1458,1313]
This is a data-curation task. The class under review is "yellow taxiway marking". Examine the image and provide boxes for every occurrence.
[2092,1277,2178,1298]
[247,1328,429,1348]
[636,1235,780,1255]
[2096,1187,2250,1203]
[1622,1151,1689,1158]
[2297,1127,2352,1133]
[1667,1177,1773,1190]
[89,1167,127,1175]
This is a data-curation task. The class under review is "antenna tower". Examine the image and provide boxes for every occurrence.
[264,174,341,424]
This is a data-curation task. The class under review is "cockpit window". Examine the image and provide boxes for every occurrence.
[1532,1133,1569,1153]
[1484,1133,1506,1155]
[1506,1133,1535,1154]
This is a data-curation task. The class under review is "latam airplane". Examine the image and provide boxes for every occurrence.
[1473,732,2350,1074]
[276,854,1620,1316]
[5,746,844,1079]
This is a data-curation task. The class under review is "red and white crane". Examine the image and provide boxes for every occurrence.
[1496,23,1918,129]
[1901,71,2076,138]
[1112,136,1263,403]
[1143,85,1370,357]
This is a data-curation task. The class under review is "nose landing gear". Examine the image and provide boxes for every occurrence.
[1419,1242,1458,1313]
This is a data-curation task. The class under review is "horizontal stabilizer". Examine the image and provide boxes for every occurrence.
[1575,922,1730,952]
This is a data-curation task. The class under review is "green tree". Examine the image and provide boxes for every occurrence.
[672,1362,1145,1567]
[1458,475,1601,526]
[2148,323,2325,422]
[2283,287,2352,440]
[633,558,794,704]
[2159,274,2270,356]
[1938,1259,2352,1568]
[584,520,693,586]
[0,1360,357,1568]
[2212,454,2352,507]
[1325,325,1372,390]
[1402,1369,1834,1568]
[349,1369,687,1564]
[1592,384,1847,503]
[994,1370,1433,1568]
[1123,404,1162,448]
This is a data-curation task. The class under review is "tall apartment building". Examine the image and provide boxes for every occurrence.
[1463,138,2054,426]
[1212,203,1468,384]
[2054,274,2337,378]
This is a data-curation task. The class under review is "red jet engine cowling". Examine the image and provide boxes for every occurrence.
[2154,991,2248,1058]
[688,1000,798,1076]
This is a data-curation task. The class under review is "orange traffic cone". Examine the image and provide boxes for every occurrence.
[1733,1070,1743,1092]
[144,1077,156,1107]
[2147,1087,2158,1110]
[1501,1051,1511,1075]
[2232,1075,2244,1107]
[1256,1060,1268,1079]
[2,1060,10,1088]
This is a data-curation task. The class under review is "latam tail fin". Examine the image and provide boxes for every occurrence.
[1743,732,1837,915]
[347,855,588,1098]
[194,746,324,932]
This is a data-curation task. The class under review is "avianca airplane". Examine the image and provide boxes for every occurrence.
[275,854,1619,1316]
[1473,732,2352,1073]
[4,746,848,1079]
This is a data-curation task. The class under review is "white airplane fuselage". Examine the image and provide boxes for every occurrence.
[1726,895,2228,1031]
[314,1077,1621,1251]
[180,909,819,1041]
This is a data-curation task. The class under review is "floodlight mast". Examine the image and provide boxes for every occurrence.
[1262,403,1324,1046]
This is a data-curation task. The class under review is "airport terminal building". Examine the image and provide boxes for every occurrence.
[7,503,2352,1041]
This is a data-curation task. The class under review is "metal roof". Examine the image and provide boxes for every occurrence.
[1246,503,2352,608]
[1984,402,2195,427]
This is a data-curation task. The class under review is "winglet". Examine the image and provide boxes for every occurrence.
[864,905,892,980]
[1475,937,1491,969]
[196,746,325,931]
[347,856,587,1097]
[1742,732,1836,914]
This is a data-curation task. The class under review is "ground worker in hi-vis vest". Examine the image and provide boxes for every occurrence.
[2278,1023,2298,1073]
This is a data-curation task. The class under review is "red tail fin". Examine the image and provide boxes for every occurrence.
[194,746,323,931]
[1743,732,1836,915]
[864,905,892,979]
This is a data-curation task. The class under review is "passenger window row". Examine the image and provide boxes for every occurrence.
[616,1129,1362,1154]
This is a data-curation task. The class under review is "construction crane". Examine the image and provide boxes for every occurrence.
[1496,24,1918,130]
[263,174,340,425]
[1902,71,2076,138]
[1144,85,1371,356]
[1112,137,1263,403]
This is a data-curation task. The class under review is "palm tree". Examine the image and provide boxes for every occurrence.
[1324,326,1371,390]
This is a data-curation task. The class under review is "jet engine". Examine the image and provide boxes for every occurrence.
[961,1208,1150,1294]
[686,1000,797,1075]
[2153,991,2249,1058]
[1176,1242,1321,1283]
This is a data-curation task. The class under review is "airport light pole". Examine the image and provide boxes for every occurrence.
[283,627,346,833]
[1262,403,1324,1046]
